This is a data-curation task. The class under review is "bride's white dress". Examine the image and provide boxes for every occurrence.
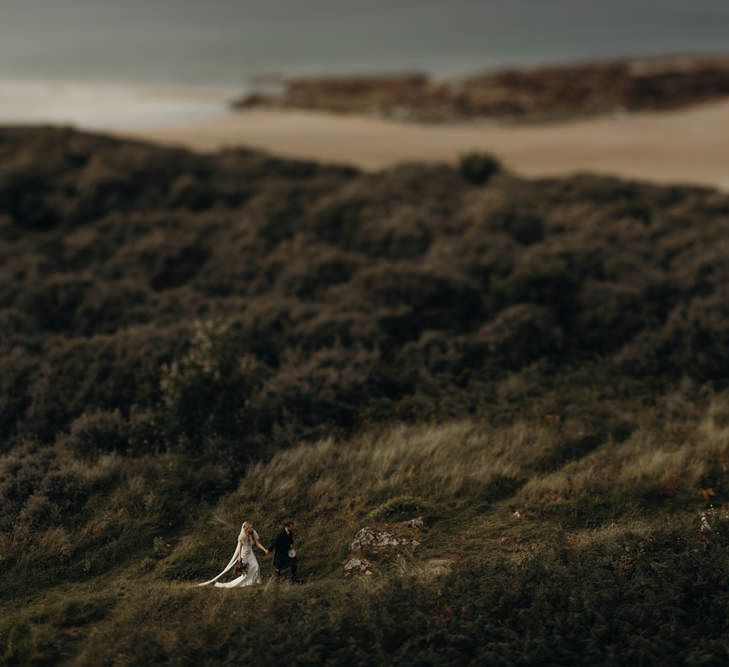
[198,528,262,588]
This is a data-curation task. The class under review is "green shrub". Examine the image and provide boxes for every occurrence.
[458,152,502,185]
[160,320,268,450]
[66,409,128,457]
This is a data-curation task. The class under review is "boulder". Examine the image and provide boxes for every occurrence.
[350,526,420,552]
[343,556,373,576]
[344,517,425,576]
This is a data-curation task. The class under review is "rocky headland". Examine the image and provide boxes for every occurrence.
[233,54,729,122]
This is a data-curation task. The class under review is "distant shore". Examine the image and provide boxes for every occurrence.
[231,54,729,123]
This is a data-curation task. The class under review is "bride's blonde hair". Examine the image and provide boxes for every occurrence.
[239,521,253,541]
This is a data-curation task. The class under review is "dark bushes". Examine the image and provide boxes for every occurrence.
[459,151,502,185]
[2,126,729,454]
[352,265,484,332]
[0,440,120,532]
[471,304,562,369]
[617,288,729,379]
[4,127,729,665]
[159,320,268,450]
[24,325,182,441]
[65,410,128,457]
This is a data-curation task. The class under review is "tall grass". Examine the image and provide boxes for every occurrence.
[4,398,729,663]
[520,397,729,525]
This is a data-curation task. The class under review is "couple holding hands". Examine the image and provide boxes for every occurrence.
[199,519,301,588]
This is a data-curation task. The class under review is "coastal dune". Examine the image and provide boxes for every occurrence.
[125,98,729,191]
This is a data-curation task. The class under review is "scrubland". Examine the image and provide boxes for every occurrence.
[2,128,729,664]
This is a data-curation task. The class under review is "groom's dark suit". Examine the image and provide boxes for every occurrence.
[269,527,298,580]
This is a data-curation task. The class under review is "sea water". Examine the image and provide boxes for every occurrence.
[1,0,727,128]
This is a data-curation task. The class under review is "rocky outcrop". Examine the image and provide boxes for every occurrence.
[343,556,374,576]
[350,526,421,551]
[233,54,729,123]
[344,518,424,576]
[424,557,454,577]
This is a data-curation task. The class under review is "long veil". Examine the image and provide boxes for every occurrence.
[197,523,247,586]
[197,544,240,586]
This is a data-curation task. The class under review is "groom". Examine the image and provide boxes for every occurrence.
[268,519,300,583]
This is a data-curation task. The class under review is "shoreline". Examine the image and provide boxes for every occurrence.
[0,79,236,129]
[119,98,729,191]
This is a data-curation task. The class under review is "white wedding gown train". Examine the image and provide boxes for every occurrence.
[198,529,262,588]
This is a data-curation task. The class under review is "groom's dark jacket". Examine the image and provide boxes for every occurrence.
[269,528,295,569]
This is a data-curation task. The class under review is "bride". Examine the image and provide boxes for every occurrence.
[198,521,269,588]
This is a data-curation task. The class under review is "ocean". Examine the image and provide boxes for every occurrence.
[1,0,728,128]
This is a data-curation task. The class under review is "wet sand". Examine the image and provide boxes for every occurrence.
[122,99,729,190]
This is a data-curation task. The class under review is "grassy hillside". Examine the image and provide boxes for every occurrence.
[2,127,729,664]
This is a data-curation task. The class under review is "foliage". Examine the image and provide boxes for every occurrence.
[159,319,268,452]
[3,405,729,664]
[459,151,502,185]
[3,128,729,664]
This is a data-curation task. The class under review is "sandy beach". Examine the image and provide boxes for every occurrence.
[122,99,729,191]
